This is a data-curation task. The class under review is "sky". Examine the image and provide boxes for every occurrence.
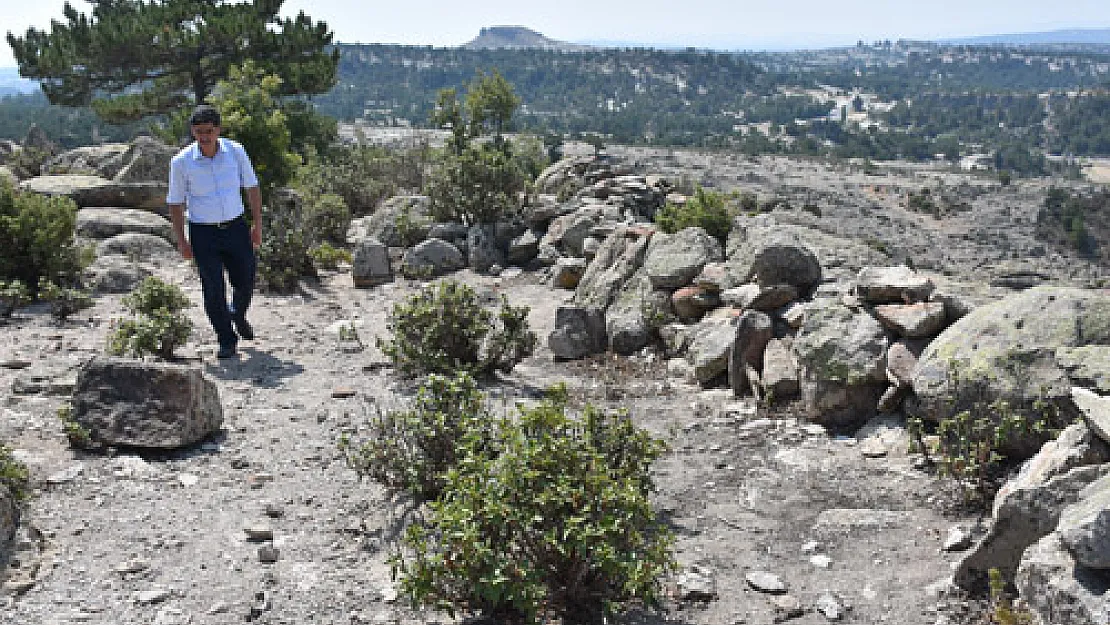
[3,0,1110,67]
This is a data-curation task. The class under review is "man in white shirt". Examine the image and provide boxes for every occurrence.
[167,105,263,359]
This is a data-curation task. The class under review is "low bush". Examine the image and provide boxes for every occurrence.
[0,279,30,317]
[0,179,82,290]
[295,142,430,216]
[308,242,352,271]
[257,190,315,293]
[341,372,494,501]
[106,277,193,360]
[0,442,30,501]
[37,278,93,322]
[654,186,733,244]
[395,387,675,625]
[304,193,351,246]
[378,280,535,378]
[425,141,530,225]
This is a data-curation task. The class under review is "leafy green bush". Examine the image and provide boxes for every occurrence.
[294,142,430,217]
[425,141,530,225]
[341,372,494,501]
[654,186,733,244]
[0,179,82,290]
[308,242,352,271]
[304,193,351,246]
[37,278,93,322]
[257,189,315,293]
[378,280,535,378]
[0,442,30,502]
[106,277,193,360]
[0,279,31,317]
[395,388,675,625]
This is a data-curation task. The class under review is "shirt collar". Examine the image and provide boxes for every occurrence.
[189,138,223,160]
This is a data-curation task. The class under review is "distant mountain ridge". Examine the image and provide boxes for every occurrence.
[464,26,591,52]
[941,28,1110,46]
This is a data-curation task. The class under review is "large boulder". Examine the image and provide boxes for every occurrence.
[793,299,889,427]
[352,237,393,287]
[549,306,607,361]
[911,287,1110,425]
[84,255,151,294]
[573,225,654,311]
[70,357,224,449]
[954,423,1110,590]
[642,226,723,290]
[1058,472,1110,569]
[400,238,465,278]
[1060,347,1110,394]
[725,216,822,290]
[855,266,935,304]
[112,136,177,183]
[76,207,173,241]
[467,223,506,274]
[348,195,431,247]
[45,143,129,177]
[606,270,672,355]
[686,316,739,386]
[71,181,169,212]
[1016,533,1110,625]
[20,174,111,198]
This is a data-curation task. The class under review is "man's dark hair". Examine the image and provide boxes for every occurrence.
[189,104,221,127]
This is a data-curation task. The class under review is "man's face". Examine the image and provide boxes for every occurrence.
[190,122,220,149]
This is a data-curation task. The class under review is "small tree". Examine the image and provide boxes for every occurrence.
[107,277,193,360]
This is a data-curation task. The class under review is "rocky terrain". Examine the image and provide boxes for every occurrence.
[0,138,1108,625]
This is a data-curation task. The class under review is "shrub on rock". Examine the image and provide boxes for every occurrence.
[107,277,193,360]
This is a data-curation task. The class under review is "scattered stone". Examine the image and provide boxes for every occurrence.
[136,588,171,605]
[872,302,947,338]
[809,554,833,568]
[1056,472,1110,568]
[771,594,804,621]
[258,545,280,563]
[331,387,357,399]
[177,473,199,487]
[114,560,150,575]
[943,526,973,552]
[815,594,844,621]
[677,565,717,600]
[351,237,393,288]
[855,265,934,304]
[244,526,274,542]
[745,570,786,594]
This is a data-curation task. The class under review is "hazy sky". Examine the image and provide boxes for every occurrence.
[4,0,1110,67]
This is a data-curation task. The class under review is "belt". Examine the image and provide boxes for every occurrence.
[191,215,244,229]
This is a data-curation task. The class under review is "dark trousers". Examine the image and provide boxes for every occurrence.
[188,218,256,348]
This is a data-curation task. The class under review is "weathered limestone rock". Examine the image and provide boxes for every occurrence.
[96,232,177,261]
[400,238,464,278]
[71,357,223,449]
[642,226,723,290]
[721,283,799,312]
[912,287,1110,426]
[352,237,392,287]
[112,136,177,183]
[794,299,889,427]
[467,223,505,274]
[1074,387,1110,445]
[507,229,540,265]
[686,317,738,386]
[886,338,928,388]
[348,195,431,246]
[726,216,822,290]
[20,174,111,198]
[1015,534,1110,625]
[855,266,934,304]
[872,302,947,338]
[84,255,151,293]
[549,306,607,361]
[954,424,1110,590]
[1059,347,1110,394]
[541,206,603,257]
[1058,473,1110,569]
[45,143,129,178]
[76,207,173,241]
[729,310,773,398]
[606,270,671,355]
[573,225,653,311]
[761,338,800,401]
[672,285,717,322]
[72,181,169,211]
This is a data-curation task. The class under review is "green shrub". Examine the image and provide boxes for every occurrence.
[304,193,351,246]
[378,280,535,378]
[341,372,494,501]
[0,279,31,317]
[0,442,30,502]
[257,190,315,293]
[425,142,529,225]
[37,278,93,322]
[294,142,429,217]
[654,186,733,244]
[0,179,82,290]
[395,388,675,625]
[308,242,352,271]
[106,277,193,360]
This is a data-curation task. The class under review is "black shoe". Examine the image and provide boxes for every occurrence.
[233,316,254,340]
[217,344,238,359]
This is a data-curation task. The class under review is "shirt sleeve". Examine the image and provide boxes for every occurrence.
[232,142,260,189]
[166,155,187,204]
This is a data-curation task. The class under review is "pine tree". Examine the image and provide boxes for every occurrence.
[6,0,337,123]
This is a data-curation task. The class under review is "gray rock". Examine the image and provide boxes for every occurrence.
[855,266,934,303]
[642,226,723,290]
[943,526,974,552]
[815,593,844,620]
[872,302,947,338]
[352,237,393,287]
[112,136,177,183]
[912,287,1110,428]
[671,285,717,322]
[676,565,717,600]
[726,216,822,289]
[955,434,1110,590]
[606,270,671,355]
[745,570,786,594]
[762,338,800,401]
[794,299,889,427]
[1058,473,1110,568]
[85,255,151,294]
[400,238,464,278]
[729,310,773,398]
[930,289,975,324]
[886,338,927,388]
[721,283,799,311]
[72,181,169,211]
[20,174,111,198]
[1015,534,1110,625]
[96,233,177,261]
[541,205,603,257]
[660,323,694,359]
[553,257,587,289]
[507,229,540,265]
[1074,388,1110,446]
[1059,348,1110,394]
[694,261,733,292]
[779,301,807,329]
[573,224,654,311]
[467,223,505,274]
[548,306,607,361]
[686,317,738,386]
[76,207,173,241]
[45,143,129,178]
[350,195,431,246]
[71,357,224,449]
[0,485,17,558]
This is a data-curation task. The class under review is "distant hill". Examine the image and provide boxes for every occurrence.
[464,26,591,52]
[0,68,39,96]
[943,28,1110,46]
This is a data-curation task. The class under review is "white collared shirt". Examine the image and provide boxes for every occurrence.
[166,138,259,224]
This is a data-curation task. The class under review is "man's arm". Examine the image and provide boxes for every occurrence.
[168,203,192,260]
[245,186,262,249]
